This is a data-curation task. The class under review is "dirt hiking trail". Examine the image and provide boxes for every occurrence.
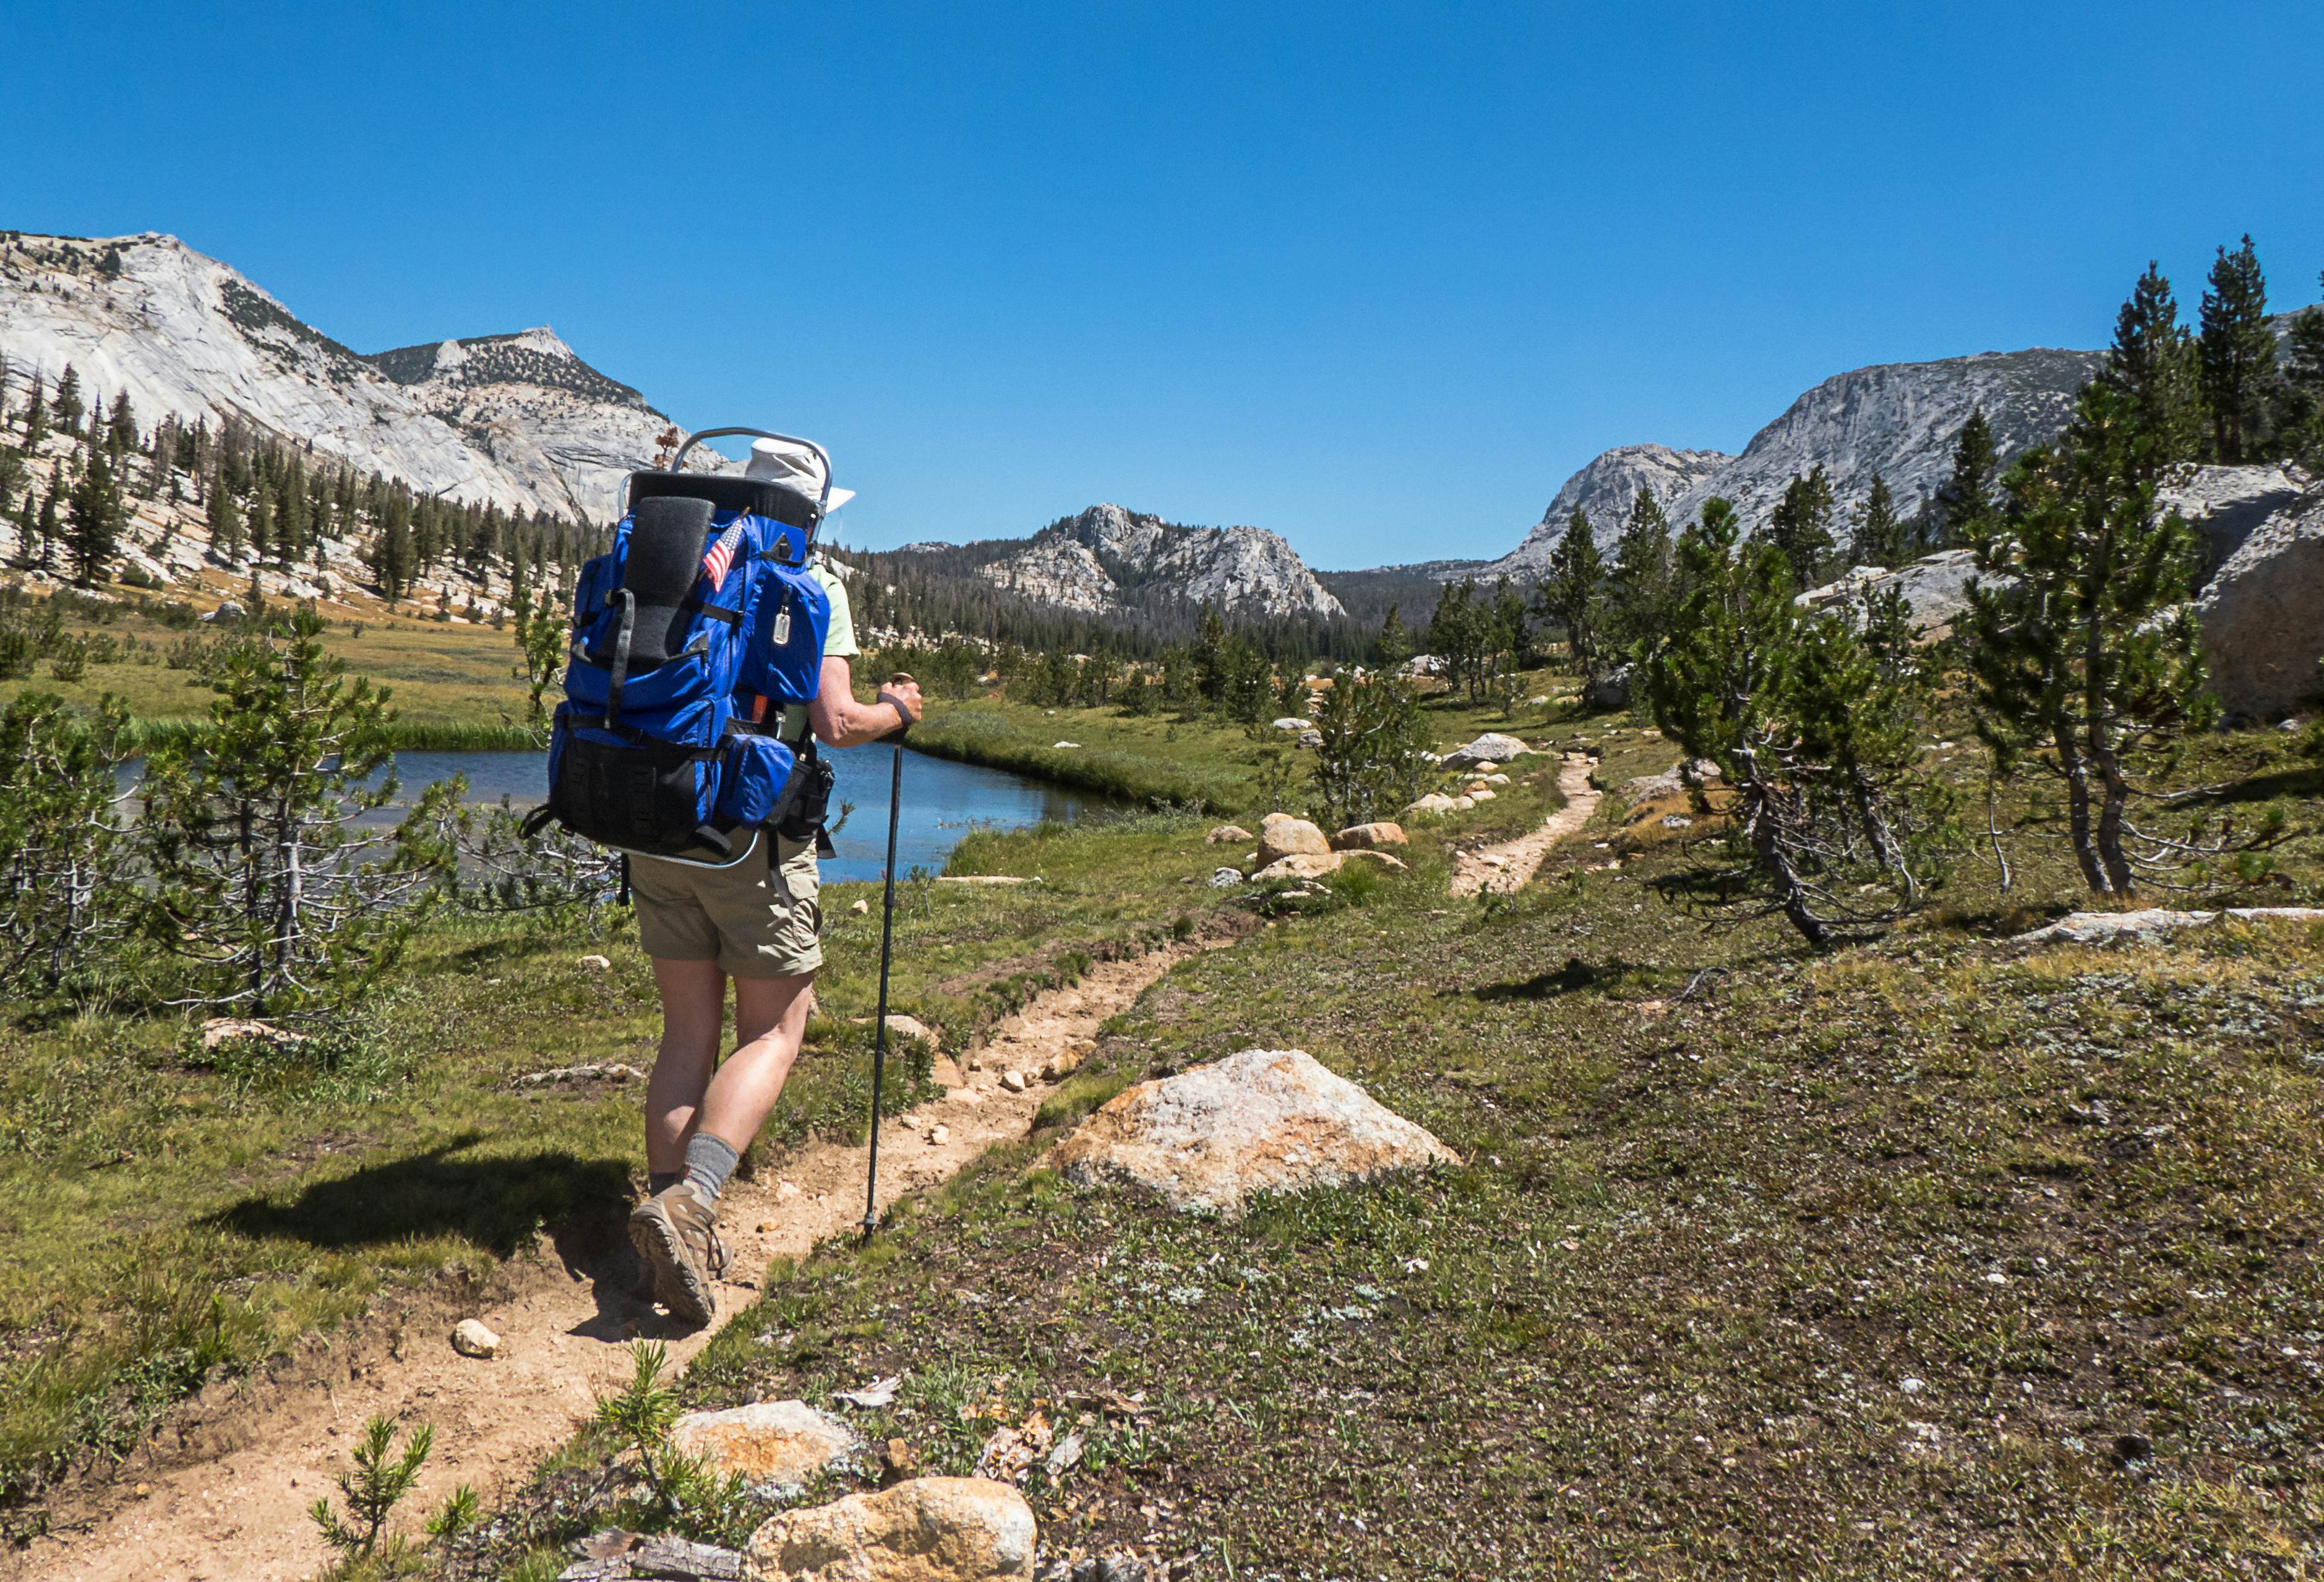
[1449,752,1602,896]
[19,944,1202,1582]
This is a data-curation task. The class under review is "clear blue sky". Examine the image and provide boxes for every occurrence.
[8,2,2322,567]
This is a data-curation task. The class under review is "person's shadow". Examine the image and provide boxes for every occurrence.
[210,1133,669,1333]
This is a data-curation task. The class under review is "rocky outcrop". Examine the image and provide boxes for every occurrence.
[1796,548,1985,637]
[2192,485,2324,720]
[1581,666,1633,712]
[1485,444,1731,572]
[744,1476,1036,1581]
[671,1400,862,1489]
[2161,463,2312,580]
[0,232,687,524]
[1052,1047,1457,1217]
[956,504,1344,621]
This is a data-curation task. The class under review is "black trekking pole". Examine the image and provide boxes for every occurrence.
[860,675,913,1243]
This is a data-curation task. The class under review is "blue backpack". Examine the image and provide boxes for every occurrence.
[533,451,834,863]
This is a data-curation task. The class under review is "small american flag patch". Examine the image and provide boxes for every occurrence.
[700,522,745,590]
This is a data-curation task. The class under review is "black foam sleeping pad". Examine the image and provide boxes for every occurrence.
[624,496,715,669]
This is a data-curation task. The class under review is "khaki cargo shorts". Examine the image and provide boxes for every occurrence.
[629,832,823,979]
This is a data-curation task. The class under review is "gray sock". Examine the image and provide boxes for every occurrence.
[646,1170,682,1196]
[684,1134,742,1204]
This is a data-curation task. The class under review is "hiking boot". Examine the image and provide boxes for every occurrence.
[627,1181,728,1325]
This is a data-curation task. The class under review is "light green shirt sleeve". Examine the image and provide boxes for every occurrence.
[809,559,859,659]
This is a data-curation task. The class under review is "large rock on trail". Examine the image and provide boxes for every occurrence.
[2192,485,2324,721]
[1441,732,1531,769]
[745,1476,1036,1581]
[1256,812,1330,865]
[672,1400,862,1489]
[1052,1047,1457,1218]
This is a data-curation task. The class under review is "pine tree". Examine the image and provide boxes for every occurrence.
[1964,382,2215,896]
[1765,465,1838,588]
[67,450,123,585]
[2198,235,2277,463]
[1605,491,1676,652]
[1850,475,1906,569]
[1644,499,1936,946]
[106,389,136,457]
[1931,410,1998,549]
[2281,270,2324,467]
[20,374,46,450]
[2094,263,2206,478]
[1537,507,1607,679]
[1374,603,1412,668]
[52,366,83,436]
[34,488,61,573]
[207,473,242,560]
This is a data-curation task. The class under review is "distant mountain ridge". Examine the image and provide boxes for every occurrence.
[1481,345,2111,580]
[0,231,675,523]
[896,502,1345,622]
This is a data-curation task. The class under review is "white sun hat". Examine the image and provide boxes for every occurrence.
[745,436,854,514]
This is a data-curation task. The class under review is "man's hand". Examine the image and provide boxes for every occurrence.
[877,676,924,731]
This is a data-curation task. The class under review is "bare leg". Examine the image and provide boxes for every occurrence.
[644,959,816,1173]
[696,973,816,1153]
[644,957,727,1177]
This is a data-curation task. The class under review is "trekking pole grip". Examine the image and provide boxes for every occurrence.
[877,671,916,741]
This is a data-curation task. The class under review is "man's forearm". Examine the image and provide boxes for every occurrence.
[818,695,907,747]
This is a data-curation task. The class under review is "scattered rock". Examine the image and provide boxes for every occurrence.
[1402,793,1459,817]
[1618,759,1723,804]
[197,1017,309,1054]
[1051,741,1080,750]
[744,1477,1036,1581]
[1297,729,1323,748]
[516,1062,650,1088]
[1000,1070,1028,1093]
[776,1180,803,1202]
[1207,867,1244,888]
[1330,821,1406,850]
[1037,1558,1154,1582]
[672,1401,862,1489]
[1270,716,1308,731]
[833,1375,901,1409]
[451,1319,500,1359]
[925,1124,951,1145]
[562,1531,745,1581]
[1451,795,1476,811]
[1581,666,1632,712]
[1467,788,1496,802]
[1040,1047,1086,1080]
[2014,906,2324,945]
[1204,825,1254,845]
[1483,772,1511,785]
[1252,851,1343,882]
[1441,731,1532,769]
[884,1014,939,1048]
[578,953,613,971]
[1052,1047,1458,1218]
[1256,812,1331,864]
[851,898,872,915]
[974,1411,1053,1484]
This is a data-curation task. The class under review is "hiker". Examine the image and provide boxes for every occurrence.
[622,439,922,1324]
